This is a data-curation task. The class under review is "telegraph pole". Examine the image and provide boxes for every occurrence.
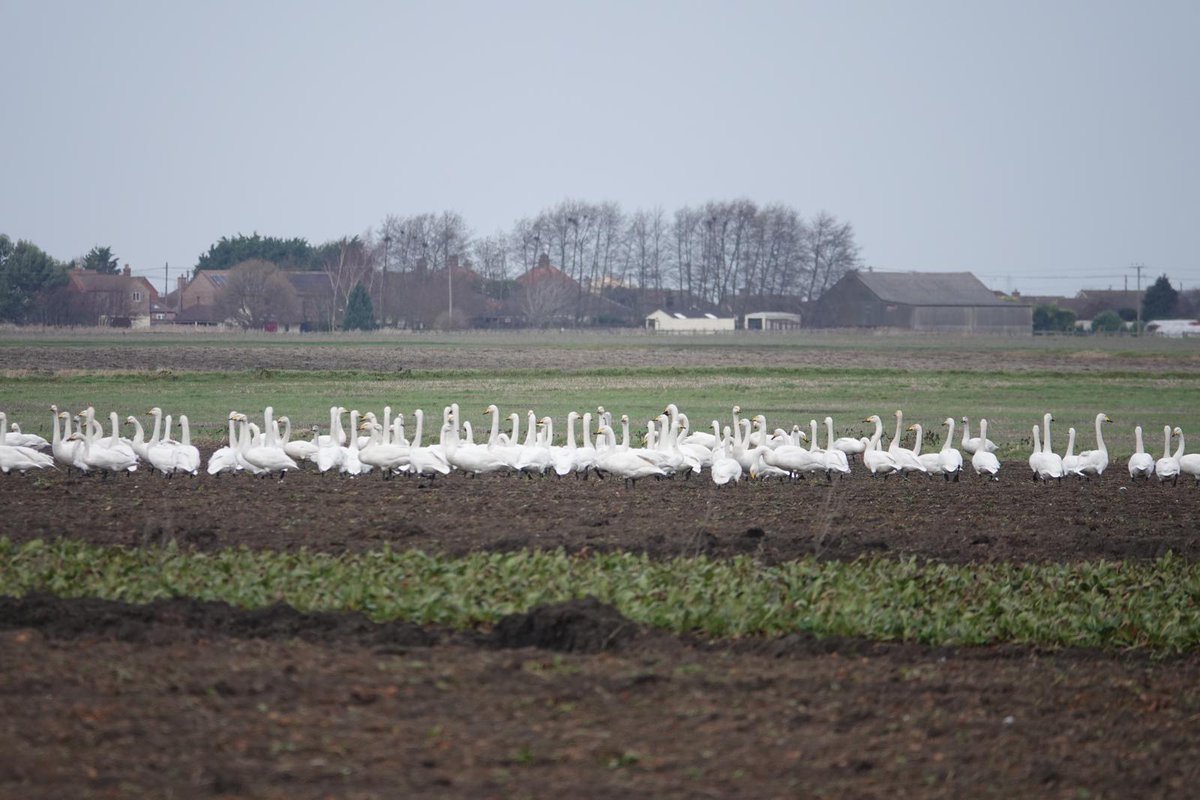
[382,234,392,328]
[1133,263,1145,336]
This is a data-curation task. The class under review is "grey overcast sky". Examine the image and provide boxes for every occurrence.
[2,0,1197,297]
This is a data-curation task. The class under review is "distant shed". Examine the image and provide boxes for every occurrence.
[810,270,1031,335]
[645,309,736,333]
[744,311,802,331]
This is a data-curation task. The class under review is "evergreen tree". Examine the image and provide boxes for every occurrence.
[0,235,67,322]
[1142,275,1179,321]
[195,233,319,272]
[343,282,375,331]
[82,245,119,274]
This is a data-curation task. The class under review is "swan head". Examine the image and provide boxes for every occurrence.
[907,424,918,432]
[732,405,741,414]
[485,405,497,415]
[1174,426,1183,435]
[147,407,162,416]
[125,415,137,424]
[278,415,289,423]
[1102,414,1113,424]
[943,418,954,427]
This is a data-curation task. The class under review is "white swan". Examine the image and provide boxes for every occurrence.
[888,410,927,475]
[358,421,411,477]
[970,419,1000,480]
[441,404,506,477]
[823,417,851,478]
[1039,413,1065,481]
[1077,413,1113,478]
[1179,433,1200,485]
[241,407,298,477]
[206,412,243,475]
[862,415,899,478]
[1061,427,1083,477]
[0,442,53,473]
[710,430,743,485]
[937,418,964,481]
[1,412,49,450]
[961,416,997,455]
[282,416,320,463]
[594,424,667,486]
[50,408,88,473]
[406,409,451,477]
[1155,426,1182,485]
[908,423,942,476]
[1028,424,1063,482]
[79,413,138,476]
[1127,425,1155,481]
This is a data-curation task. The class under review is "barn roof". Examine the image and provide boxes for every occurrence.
[852,271,1012,306]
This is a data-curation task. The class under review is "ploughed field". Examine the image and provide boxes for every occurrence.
[4,466,1200,798]
[5,332,1200,798]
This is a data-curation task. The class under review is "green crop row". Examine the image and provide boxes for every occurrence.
[4,538,1200,653]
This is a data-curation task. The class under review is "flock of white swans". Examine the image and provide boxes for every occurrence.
[2,404,1199,486]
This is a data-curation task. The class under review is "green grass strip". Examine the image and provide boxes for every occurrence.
[3,538,1200,653]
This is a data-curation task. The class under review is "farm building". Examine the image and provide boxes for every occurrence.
[809,270,1031,335]
[744,311,802,331]
[645,309,736,333]
[65,265,159,328]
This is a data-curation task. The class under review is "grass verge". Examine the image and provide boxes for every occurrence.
[3,538,1199,654]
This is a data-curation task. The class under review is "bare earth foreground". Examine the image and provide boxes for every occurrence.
[3,467,1200,798]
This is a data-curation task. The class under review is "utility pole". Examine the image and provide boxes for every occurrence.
[1133,263,1145,336]
[382,234,392,328]
[164,262,169,298]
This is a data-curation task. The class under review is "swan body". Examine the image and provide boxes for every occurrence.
[970,419,1001,480]
[595,424,667,485]
[0,443,54,473]
[206,413,243,475]
[937,418,963,480]
[709,435,743,485]
[1155,426,1182,485]
[1061,427,1083,477]
[1127,425,1155,480]
[909,423,942,475]
[1077,413,1113,477]
[1,413,49,450]
[888,410,927,474]
[862,415,899,477]
[961,416,997,455]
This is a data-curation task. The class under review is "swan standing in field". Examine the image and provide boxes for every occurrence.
[937,418,963,481]
[710,429,743,485]
[1128,425,1155,481]
[1061,427,1083,478]
[823,417,851,478]
[1039,414,1065,480]
[241,407,299,478]
[970,419,1001,480]
[1179,434,1200,485]
[405,409,451,477]
[51,409,88,473]
[358,421,411,477]
[1155,426,1182,486]
[908,423,942,476]
[594,424,667,486]
[206,412,243,475]
[832,421,868,463]
[1027,425,1063,482]
[862,415,899,478]
[78,413,138,476]
[961,416,997,455]
[888,410,927,476]
[1077,413,1113,478]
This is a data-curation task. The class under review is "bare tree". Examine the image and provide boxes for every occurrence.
[322,237,373,326]
[519,272,576,327]
[214,259,301,329]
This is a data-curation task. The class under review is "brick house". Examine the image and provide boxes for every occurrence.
[66,265,159,327]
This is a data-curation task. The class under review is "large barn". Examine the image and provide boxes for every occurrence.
[810,270,1031,335]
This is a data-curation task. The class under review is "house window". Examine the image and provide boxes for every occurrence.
[132,291,142,302]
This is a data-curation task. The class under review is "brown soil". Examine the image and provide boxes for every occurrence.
[5,337,1200,375]
[4,467,1200,797]
[3,593,1200,799]
[2,465,1198,564]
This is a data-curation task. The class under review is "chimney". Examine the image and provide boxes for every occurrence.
[537,253,550,270]
[122,263,131,277]
[177,275,187,293]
